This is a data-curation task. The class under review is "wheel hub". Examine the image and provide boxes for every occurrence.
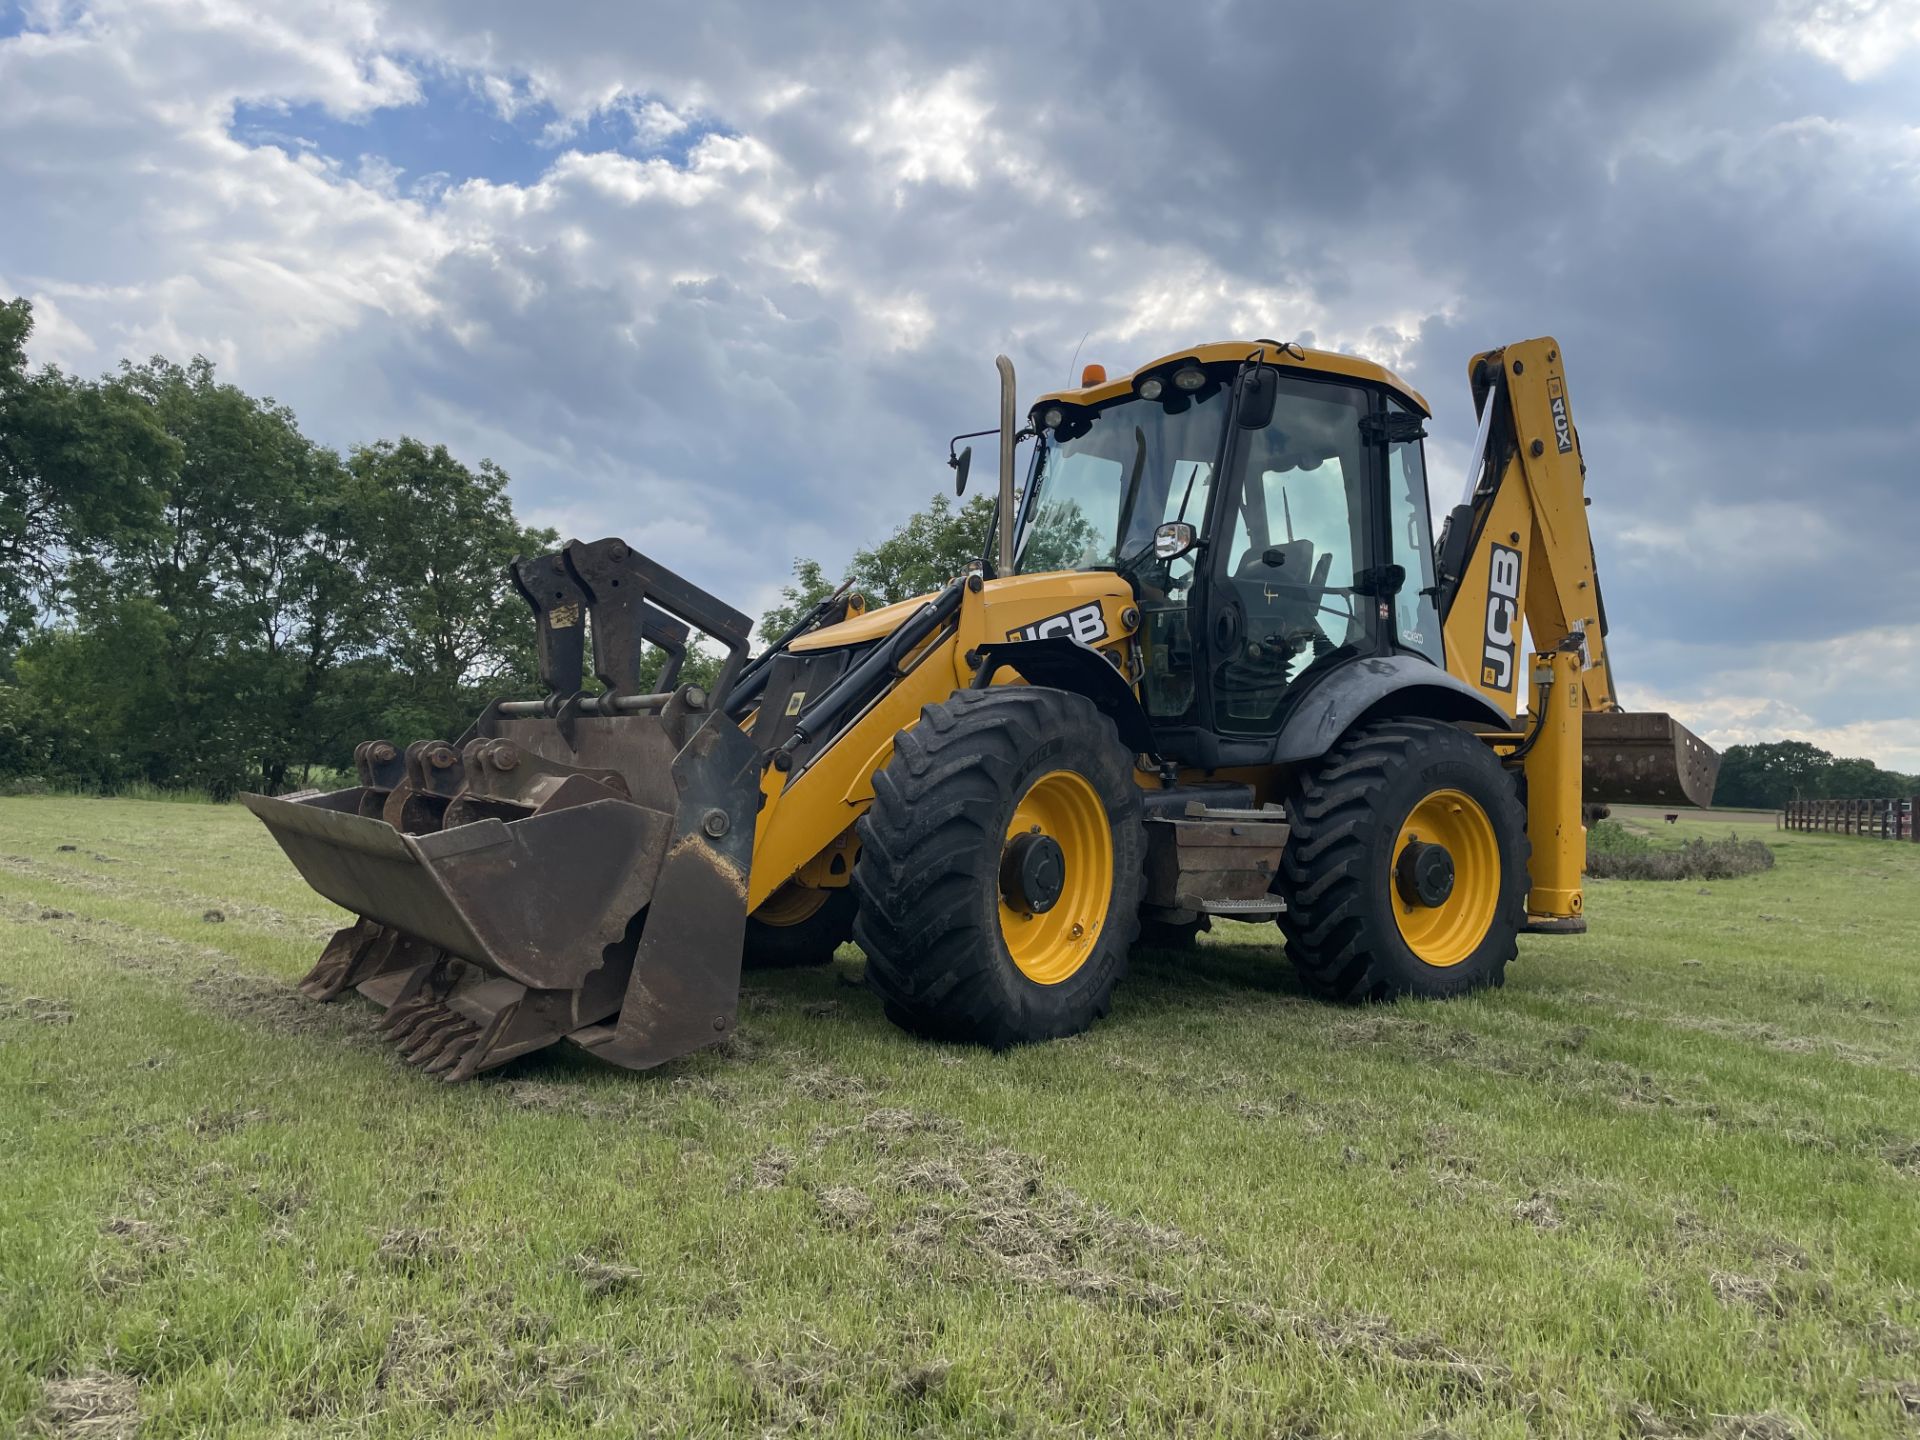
[1395,838,1456,909]
[1000,831,1066,915]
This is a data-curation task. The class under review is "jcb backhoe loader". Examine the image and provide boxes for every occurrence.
[245,336,1717,1079]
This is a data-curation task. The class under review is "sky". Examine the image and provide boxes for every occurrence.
[2,0,1918,768]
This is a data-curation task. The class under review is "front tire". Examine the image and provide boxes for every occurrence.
[854,687,1146,1048]
[742,884,857,969]
[1278,718,1527,1002]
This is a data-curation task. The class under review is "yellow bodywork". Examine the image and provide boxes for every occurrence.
[1440,338,1617,714]
[751,337,1441,918]
[1521,649,1585,922]
[752,335,1642,936]
[1030,338,1430,416]
[1437,337,1609,927]
[747,571,1137,912]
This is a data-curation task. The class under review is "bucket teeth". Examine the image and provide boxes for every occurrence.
[298,918,383,1001]
[376,983,441,1036]
[403,1014,466,1063]
[374,1003,421,1037]
[385,1006,440,1045]
[423,1029,480,1076]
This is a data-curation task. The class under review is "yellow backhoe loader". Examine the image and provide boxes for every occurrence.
[245,336,1717,1079]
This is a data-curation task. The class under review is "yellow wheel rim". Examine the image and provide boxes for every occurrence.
[754,883,831,928]
[998,769,1113,985]
[1391,788,1500,968]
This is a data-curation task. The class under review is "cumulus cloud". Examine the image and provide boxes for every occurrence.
[1,0,1915,759]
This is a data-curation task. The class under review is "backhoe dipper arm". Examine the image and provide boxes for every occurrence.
[1433,338,1718,934]
[1435,337,1618,716]
[1432,338,1717,815]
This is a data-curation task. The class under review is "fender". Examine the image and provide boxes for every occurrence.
[969,636,1159,758]
[1271,655,1513,764]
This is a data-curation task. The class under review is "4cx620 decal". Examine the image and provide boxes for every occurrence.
[1548,376,1573,453]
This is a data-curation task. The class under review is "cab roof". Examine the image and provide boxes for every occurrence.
[1030,339,1429,417]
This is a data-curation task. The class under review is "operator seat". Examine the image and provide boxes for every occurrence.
[1217,542,1332,723]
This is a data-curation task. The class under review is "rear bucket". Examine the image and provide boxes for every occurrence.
[1581,711,1720,809]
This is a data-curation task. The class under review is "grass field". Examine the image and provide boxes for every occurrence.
[4,797,1919,1438]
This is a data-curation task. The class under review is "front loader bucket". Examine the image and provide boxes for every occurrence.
[1581,710,1720,809]
[242,709,761,1081]
[243,536,762,1081]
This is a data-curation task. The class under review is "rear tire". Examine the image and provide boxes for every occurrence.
[854,687,1146,1048]
[1278,718,1527,1002]
[742,886,856,969]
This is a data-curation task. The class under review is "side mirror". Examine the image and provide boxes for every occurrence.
[1153,521,1197,561]
[1235,365,1278,430]
[950,444,972,497]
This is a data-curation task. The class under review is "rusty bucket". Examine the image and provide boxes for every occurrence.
[1581,710,1720,809]
[244,702,760,1081]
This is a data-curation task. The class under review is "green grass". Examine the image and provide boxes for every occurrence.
[3,796,1919,1438]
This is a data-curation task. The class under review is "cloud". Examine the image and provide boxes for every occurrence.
[1633,623,1920,769]
[2,0,1915,764]
[1785,0,1920,80]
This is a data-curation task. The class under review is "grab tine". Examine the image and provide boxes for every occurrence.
[423,1029,478,1076]
[401,1014,462,1062]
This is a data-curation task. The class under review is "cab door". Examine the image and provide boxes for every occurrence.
[1202,374,1375,735]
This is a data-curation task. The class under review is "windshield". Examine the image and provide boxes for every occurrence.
[1013,383,1228,575]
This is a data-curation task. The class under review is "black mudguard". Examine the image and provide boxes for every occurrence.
[1271,656,1513,765]
[969,636,1159,757]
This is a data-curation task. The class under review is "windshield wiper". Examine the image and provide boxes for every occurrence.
[1111,426,1147,548]
[1112,459,1209,588]
[1173,461,1204,526]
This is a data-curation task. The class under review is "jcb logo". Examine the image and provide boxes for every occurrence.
[1548,379,1572,454]
[1481,543,1521,693]
[1009,601,1107,646]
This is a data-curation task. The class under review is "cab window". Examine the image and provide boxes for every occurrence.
[1385,400,1443,664]
[1211,376,1371,733]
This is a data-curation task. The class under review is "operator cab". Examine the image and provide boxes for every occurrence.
[1011,342,1444,756]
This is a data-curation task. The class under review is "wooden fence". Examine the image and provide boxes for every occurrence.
[1780,797,1918,840]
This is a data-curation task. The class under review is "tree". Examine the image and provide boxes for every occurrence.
[91,355,356,792]
[759,558,836,645]
[346,438,556,742]
[1712,740,1836,809]
[1825,755,1917,801]
[0,298,174,639]
[0,307,600,796]
[1712,739,1918,809]
[760,492,994,641]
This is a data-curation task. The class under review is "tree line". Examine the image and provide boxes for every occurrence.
[1,297,561,796]
[0,294,988,800]
[1709,739,1917,811]
[5,291,1910,807]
